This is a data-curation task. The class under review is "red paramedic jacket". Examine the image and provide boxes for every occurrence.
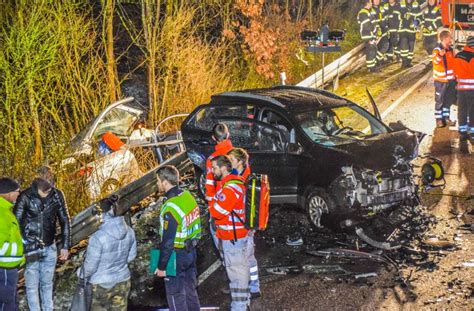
[454,46,474,91]
[205,139,233,206]
[209,174,248,240]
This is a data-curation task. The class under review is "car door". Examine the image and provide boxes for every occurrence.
[257,108,299,196]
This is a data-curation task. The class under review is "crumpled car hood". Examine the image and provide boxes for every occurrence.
[329,130,420,171]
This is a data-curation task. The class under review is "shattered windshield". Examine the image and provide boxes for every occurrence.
[295,105,388,146]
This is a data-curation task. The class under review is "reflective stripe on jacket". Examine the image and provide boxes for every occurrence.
[454,46,474,91]
[0,197,25,268]
[422,5,442,36]
[209,174,248,240]
[383,3,402,32]
[432,45,456,83]
[358,8,376,42]
[159,190,202,248]
[400,1,421,33]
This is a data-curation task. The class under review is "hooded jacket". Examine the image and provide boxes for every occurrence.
[81,213,137,288]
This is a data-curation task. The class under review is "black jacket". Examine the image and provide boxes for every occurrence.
[14,185,71,252]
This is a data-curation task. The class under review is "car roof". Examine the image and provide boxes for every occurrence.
[212,85,350,113]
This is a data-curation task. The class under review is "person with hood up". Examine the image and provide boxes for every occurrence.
[79,196,137,311]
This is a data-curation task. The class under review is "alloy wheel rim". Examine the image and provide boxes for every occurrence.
[308,195,328,228]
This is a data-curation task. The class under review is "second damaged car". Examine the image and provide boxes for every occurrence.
[182,86,425,229]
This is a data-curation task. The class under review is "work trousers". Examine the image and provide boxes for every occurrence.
[387,31,400,59]
[399,32,416,65]
[364,41,377,70]
[247,230,260,294]
[0,268,18,311]
[376,35,390,62]
[91,278,131,311]
[222,237,250,311]
[25,244,57,311]
[434,80,457,120]
[164,248,200,311]
[458,91,474,134]
[423,34,437,55]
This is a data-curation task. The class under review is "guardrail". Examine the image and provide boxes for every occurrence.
[297,43,365,88]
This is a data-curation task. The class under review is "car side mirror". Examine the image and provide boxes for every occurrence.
[388,121,409,132]
[288,142,303,155]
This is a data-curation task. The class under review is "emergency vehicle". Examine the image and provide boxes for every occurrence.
[440,0,474,45]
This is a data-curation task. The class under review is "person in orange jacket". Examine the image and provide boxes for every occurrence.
[453,36,474,142]
[205,123,233,257]
[209,155,249,311]
[432,29,457,128]
[227,148,261,299]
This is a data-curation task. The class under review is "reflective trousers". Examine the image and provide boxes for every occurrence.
[423,35,437,55]
[458,91,474,134]
[399,32,416,65]
[377,35,390,62]
[247,231,260,294]
[221,238,250,311]
[364,41,377,69]
[434,80,457,120]
[387,31,400,59]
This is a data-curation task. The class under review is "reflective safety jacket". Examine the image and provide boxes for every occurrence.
[358,8,377,42]
[383,2,402,33]
[159,190,201,249]
[400,0,422,33]
[432,44,456,83]
[0,197,25,268]
[205,139,233,204]
[371,5,387,38]
[209,174,248,240]
[454,46,474,91]
[422,5,442,37]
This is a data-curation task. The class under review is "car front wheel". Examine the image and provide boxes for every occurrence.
[305,188,334,229]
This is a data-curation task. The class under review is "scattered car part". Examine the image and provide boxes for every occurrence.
[355,227,401,251]
[264,265,302,275]
[354,272,378,279]
[421,238,456,249]
[306,248,396,268]
[286,233,303,246]
[302,264,350,276]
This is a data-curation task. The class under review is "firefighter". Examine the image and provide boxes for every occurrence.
[384,0,403,62]
[209,155,250,311]
[358,0,379,72]
[155,165,202,311]
[432,29,457,128]
[372,0,390,65]
[453,36,474,142]
[422,0,442,55]
[205,123,233,256]
[399,0,422,68]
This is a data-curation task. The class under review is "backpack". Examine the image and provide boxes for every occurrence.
[244,174,270,231]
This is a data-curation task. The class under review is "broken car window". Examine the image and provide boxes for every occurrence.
[93,106,139,142]
[295,105,387,146]
[190,105,253,131]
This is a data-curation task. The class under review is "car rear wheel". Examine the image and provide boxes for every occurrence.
[305,188,334,229]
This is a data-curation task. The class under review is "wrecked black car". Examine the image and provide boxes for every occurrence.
[181,86,422,229]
